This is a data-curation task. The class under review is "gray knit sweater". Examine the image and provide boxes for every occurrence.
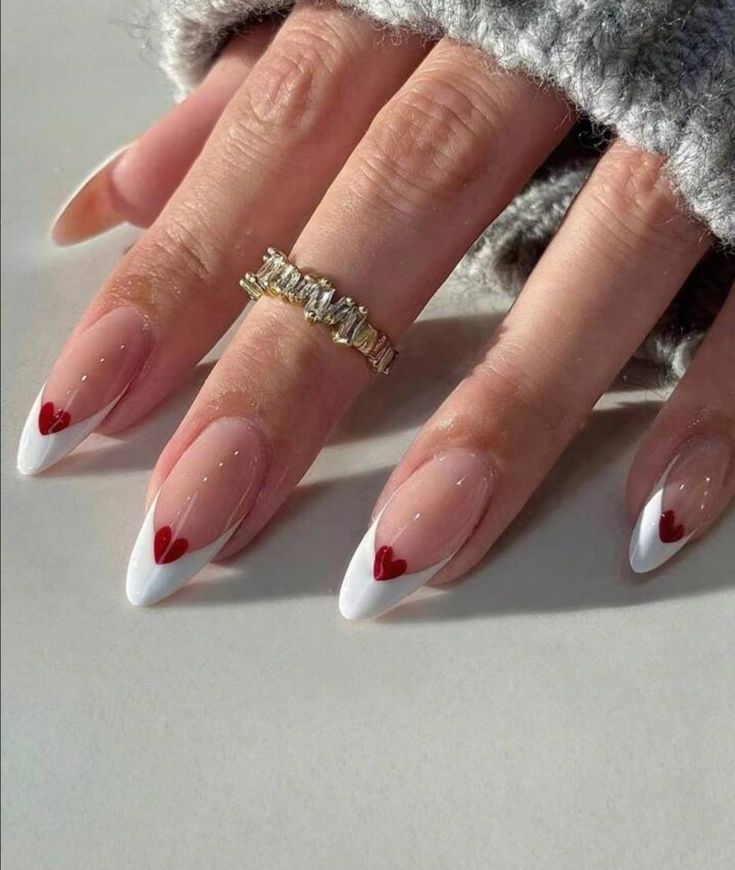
[145,0,735,379]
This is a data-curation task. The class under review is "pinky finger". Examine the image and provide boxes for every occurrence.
[628,284,735,573]
[51,22,278,245]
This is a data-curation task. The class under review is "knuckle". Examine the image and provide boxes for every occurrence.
[470,353,574,441]
[595,145,666,210]
[216,110,277,174]
[239,24,344,141]
[357,75,495,209]
[145,209,222,289]
[586,144,705,256]
[103,208,229,316]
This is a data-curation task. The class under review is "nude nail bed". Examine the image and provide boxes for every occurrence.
[339,449,493,619]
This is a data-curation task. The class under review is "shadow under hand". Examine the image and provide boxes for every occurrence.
[45,361,216,476]
[333,312,504,443]
[51,306,732,617]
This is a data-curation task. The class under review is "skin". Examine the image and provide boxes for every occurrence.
[41,0,734,595]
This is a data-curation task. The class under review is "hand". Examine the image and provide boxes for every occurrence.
[19,1,734,618]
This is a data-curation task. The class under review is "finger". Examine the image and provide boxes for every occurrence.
[18,2,426,475]
[339,140,711,619]
[51,23,278,245]
[125,40,574,606]
[627,284,735,573]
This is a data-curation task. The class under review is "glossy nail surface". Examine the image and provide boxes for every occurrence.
[51,146,128,245]
[339,449,493,620]
[126,418,268,606]
[629,434,732,573]
[17,307,151,474]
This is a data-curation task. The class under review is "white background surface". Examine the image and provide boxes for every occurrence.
[2,2,734,868]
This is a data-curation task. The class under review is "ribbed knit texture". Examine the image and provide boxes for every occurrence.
[142,0,735,379]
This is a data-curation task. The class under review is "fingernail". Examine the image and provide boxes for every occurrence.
[126,418,269,606]
[17,307,151,475]
[51,145,128,245]
[629,434,732,574]
[339,449,493,620]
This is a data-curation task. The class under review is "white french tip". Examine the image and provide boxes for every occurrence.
[629,480,692,574]
[125,494,238,607]
[16,387,122,476]
[338,516,452,621]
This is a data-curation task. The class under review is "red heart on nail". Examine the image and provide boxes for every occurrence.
[659,509,685,544]
[38,401,71,435]
[154,526,189,564]
[373,545,407,581]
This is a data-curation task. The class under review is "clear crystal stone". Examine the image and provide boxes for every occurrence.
[323,296,354,326]
[314,288,334,319]
[347,312,368,343]
[286,277,304,302]
[332,308,360,344]
[280,265,301,296]
[303,284,333,321]
[300,281,317,314]
[259,253,284,284]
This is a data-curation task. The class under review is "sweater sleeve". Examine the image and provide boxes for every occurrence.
[143,0,735,379]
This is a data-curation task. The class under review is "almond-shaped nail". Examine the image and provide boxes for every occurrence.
[629,434,732,574]
[339,449,493,620]
[17,307,152,475]
[126,418,269,606]
[51,146,128,245]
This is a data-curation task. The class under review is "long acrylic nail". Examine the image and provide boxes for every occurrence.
[126,418,269,606]
[51,145,128,245]
[339,449,493,620]
[17,307,151,475]
[629,434,732,573]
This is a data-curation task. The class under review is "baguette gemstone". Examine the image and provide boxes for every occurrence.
[238,248,397,374]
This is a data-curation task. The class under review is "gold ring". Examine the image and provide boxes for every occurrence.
[239,248,398,375]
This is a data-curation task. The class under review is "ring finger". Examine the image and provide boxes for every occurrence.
[125,38,574,605]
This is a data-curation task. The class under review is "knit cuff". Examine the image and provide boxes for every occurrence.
[142,0,735,379]
[149,0,734,245]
